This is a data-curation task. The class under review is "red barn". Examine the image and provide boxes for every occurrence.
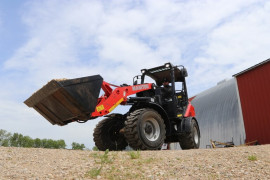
[234,59,270,144]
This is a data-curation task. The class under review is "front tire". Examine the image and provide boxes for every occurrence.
[179,118,200,149]
[124,108,166,150]
[93,117,127,151]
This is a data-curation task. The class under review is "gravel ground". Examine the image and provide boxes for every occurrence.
[0,145,269,179]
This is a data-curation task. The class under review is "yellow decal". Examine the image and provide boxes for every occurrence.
[109,98,124,112]
[178,95,182,98]
[177,114,182,117]
[96,105,104,112]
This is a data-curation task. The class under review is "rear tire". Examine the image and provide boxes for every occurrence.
[93,117,127,151]
[179,118,200,149]
[124,108,166,150]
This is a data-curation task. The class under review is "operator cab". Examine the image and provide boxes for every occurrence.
[133,62,189,118]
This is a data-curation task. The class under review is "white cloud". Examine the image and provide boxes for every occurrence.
[191,1,270,93]
[202,3,270,64]
[6,0,263,83]
[1,0,270,148]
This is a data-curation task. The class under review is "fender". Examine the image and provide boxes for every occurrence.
[184,102,196,117]
[129,102,169,122]
[179,117,200,134]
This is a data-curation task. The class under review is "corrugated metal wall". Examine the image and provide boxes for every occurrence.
[191,78,246,148]
[235,61,270,144]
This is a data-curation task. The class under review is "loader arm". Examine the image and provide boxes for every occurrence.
[91,81,153,117]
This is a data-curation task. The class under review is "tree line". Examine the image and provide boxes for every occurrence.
[0,129,85,150]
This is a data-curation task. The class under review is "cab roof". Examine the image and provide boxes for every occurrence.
[141,63,187,86]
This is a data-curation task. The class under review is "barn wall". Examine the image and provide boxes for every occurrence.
[235,61,270,144]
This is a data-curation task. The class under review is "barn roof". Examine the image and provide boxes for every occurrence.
[233,58,270,77]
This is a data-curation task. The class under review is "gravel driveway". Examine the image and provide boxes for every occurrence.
[0,145,269,179]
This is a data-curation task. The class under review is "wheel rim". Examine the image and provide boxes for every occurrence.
[193,126,199,145]
[143,118,160,141]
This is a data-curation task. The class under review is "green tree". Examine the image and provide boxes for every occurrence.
[47,139,55,148]
[0,129,11,147]
[21,136,34,148]
[34,138,42,148]
[0,129,67,149]
[92,146,99,151]
[10,133,20,147]
[57,140,66,149]
[41,139,48,148]
[9,133,31,147]
[10,133,17,147]
[72,142,85,150]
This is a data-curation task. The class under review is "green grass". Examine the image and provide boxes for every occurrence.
[144,157,154,163]
[127,150,141,159]
[86,167,102,178]
[85,149,111,178]
[100,149,111,163]
[89,152,99,158]
[248,155,257,161]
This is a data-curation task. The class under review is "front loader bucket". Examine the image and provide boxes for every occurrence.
[24,75,103,126]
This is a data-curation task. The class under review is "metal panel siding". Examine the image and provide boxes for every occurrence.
[191,79,246,148]
[236,62,270,144]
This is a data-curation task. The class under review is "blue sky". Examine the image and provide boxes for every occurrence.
[0,0,270,149]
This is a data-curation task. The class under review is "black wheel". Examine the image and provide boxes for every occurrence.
[179,118,200,149]
[124,108,166,150]
[93,117,127,151]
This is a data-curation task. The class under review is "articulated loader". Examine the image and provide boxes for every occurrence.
[25,63,200,150]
